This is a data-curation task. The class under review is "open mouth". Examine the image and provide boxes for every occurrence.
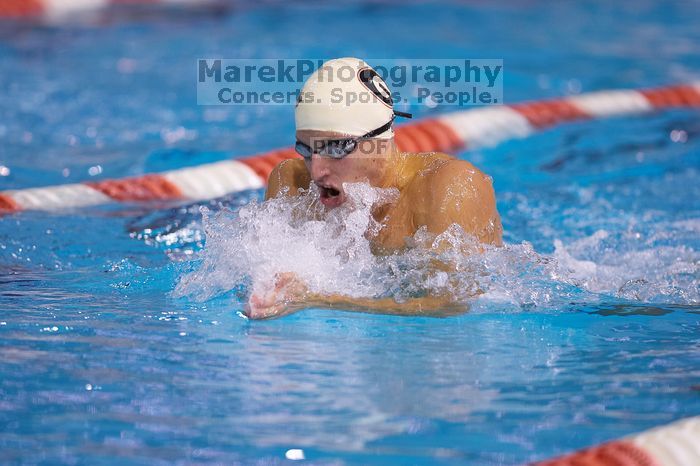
[319,185,341,198]
[316,183,344,207]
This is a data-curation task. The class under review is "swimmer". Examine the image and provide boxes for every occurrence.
[246,57,502,319]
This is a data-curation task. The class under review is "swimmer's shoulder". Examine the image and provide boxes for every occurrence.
[400,151,474,187]
[393,151,451,188]
[265,158,310,200]
[402,152,495,209]
[402,152,502,244]
[405,151,490,186]
[405,151,454,173]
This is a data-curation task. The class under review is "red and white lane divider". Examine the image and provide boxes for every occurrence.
[1,83,699,214]
[0,0,218,20]
[536,415,700,466]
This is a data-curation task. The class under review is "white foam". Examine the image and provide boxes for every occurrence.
[174,183,401,302]
[174,183,699,312]
[551,231,700,304]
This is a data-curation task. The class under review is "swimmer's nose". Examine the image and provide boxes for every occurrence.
[309,153,332,181]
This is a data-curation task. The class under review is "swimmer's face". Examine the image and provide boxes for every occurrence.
[296,129,394,208]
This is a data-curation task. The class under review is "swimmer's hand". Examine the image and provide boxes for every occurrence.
[245,272,310,320]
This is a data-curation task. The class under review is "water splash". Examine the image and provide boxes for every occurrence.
[173,182,699,312]
[552,229,700,304]
[173,183,400,302]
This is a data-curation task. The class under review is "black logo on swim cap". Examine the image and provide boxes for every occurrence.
[358,67,393,108]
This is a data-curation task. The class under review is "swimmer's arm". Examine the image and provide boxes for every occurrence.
[264,158,310,200]
[303,293,467,317]
[247,273,469,320]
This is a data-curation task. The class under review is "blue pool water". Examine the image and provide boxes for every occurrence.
[1,1,700,464]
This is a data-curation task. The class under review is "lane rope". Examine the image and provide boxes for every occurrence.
[0,0,220,19]
[1,82,699,214]
[535,415,700,466]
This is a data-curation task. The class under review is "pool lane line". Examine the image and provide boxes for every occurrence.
[535,415,700,466]
[1,82,699,214]
[0,0,44,17]
[0,0,221,19]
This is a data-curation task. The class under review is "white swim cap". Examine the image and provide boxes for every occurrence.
[295,57,398,139]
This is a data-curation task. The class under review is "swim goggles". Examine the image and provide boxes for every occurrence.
[295,110,412,159]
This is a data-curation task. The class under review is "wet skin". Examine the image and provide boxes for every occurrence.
[248,129,503,319]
